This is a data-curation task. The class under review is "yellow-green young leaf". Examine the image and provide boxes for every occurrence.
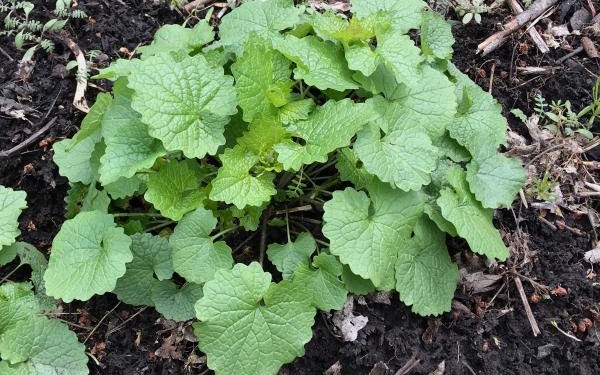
[99,79,165,185]
[209,146,277,209]
[267,232,316,280]
[151,281,203,322]
[322,183,424,290]
[0,186,27,248]
[114,233,173,306]
[395,217,458,315]
[195,262,316,375]
[274,99,375,171]
[232,34,293,122]
[128,53,237,159]
[0,316,88,375]
[44,211,133,302]
[170,208,233,284]
[144,159,207,221]
[292,253,348,311]
[351,0,426,34]
[273,35,358,92]
[138,21,214,57]
[466,152,526,209]
[219,0,302,53]
[437,169,509,260]
[420,11,454,60]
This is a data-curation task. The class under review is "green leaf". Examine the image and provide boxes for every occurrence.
[170,208,233,284]
[104,175,144,199]
[437,170,509,260]
[44,211,133,302]
[144,159,207,221]
[99,79,165,185]
[12,243,51,306]
[377,29,424,86]
[292,253,348,311]
[466,152,526,208]
[0,186,27,248]
[209,146,277,208]
[354,121,438,191]
[345,43,379,76]
[278,99,315,124]
[273,35,358,91]
[0,282,39,335]
[0,245,17,266]
[322,183,424,290]
[390,66,457,139]
[139,21,214,57]
[274,99,375,171]
[336,148,376,190]
[420,11,454,60]
[448,85,506,158]
[80,183,110,214]
[424,201,458,237]
[219,0,302,53]
[0,316,88,375]
[232,34,292,122]
[267,232,316,280]
[351,0,426,34]
[309,12,375,44]
[341,265,375,295]
[92,58,139,80]
[114,233,173,306]
[71,93,113,146]
[152,281,203,322]
[53,128,102,184]
[128,53,237,158]
[195,262,316,375]
[395,217,458,315]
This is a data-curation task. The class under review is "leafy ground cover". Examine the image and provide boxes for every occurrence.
[1,0,593,373]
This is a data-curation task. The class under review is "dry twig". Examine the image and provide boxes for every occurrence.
[184,0,212,13]
[477,0,560,56]
[514,276,541,336]
[59,32,89,113]
[506,0,550,54]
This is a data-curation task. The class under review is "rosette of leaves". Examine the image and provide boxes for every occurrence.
[47,1,525,374]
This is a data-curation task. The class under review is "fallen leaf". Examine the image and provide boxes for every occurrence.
[331,297,368,342]
[324,361,342,375]
[584,246,600,264]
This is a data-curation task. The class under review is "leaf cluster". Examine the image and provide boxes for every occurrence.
[44,0,525,373]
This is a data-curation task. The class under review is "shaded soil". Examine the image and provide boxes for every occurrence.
[1,2,599,375]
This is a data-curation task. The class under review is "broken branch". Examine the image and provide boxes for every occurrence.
[477,0,560,56]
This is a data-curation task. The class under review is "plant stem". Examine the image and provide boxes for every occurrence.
[144,221,174,233]
[112,212,163,218]
[211,227,236,241]
[258,208,272,266]
[0,264,23,284]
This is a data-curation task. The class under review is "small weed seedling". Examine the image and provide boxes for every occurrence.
[0,0,86,61]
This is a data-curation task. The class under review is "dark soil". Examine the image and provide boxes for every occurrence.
[1,2,599,375]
